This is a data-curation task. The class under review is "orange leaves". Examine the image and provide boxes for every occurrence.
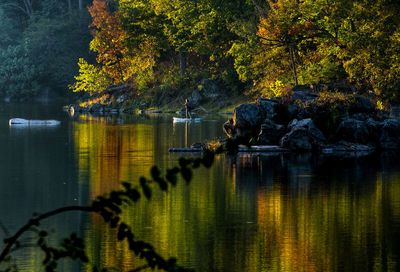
[88,0,128,83]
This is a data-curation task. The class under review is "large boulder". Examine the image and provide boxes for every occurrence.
[379,119,400,149]
[365,118,382,143]
[280,127,314,150]
[288,118,326,142]
[257,97,278,120]
[280,118,326,150]
[233,103,266,130]
[335,118,370,144]
[258,119,286,145]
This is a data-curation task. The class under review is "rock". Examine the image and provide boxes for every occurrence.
[349,95,375,114]
[365,118,382,143]
[198,79,220,99]
[89,103,102,113]
[68,104,81,114]
[280,127,314,150]
[280,118,326,150]
[379,119,400,149]
[233,103,266,130]
[351,113,371,121]
[288,118,326,142]
[391,106,400,118]
[287,104,299,120]
[223,119,236,138]
[189,90,203,106]
[116,94,127,104]
[290,90,318,102]
[335,118,370,144]
[257,97,278,119]
[258,119,286,145]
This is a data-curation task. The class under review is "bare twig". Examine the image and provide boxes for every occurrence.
[0,205,94,263]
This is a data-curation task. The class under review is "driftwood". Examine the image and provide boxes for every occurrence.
[169,145,289,153]
[238,145,289,152]
[9,118,61,127]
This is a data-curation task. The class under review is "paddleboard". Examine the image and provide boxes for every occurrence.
[173,117,203,123]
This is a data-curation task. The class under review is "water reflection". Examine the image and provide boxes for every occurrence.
[1,104,399,272]
[74,112,400,272]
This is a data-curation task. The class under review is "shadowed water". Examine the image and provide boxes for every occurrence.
[0,103,399,271]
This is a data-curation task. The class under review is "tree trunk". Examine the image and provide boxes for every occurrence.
[78,0,83,10]
[290,47,298,86]
[179,50,186,75]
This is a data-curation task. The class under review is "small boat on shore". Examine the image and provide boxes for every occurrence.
[173,117,203,123]
[9,118,61,127]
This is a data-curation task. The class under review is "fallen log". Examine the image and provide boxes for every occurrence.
[9,118,61,127]
[169,145,289,153]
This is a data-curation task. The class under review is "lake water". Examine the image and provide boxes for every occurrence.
[0,103,400,272]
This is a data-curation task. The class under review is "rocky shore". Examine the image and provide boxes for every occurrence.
[223,88,399,155]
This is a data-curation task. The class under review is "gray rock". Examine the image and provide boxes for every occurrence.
[351,113,371,121]
[350,95,375,114]
[233,103,266,129]
[288,118,326,142]
[258,119,286,145]
[190,90,203,106]
[257,97,278,120]
[198,79,220,99]
[290,90,318,102]
[68,104,81,113]
[280,118,326,150]
[287,104,299,120]
[380,119,400,149]
[280,127,314,150]
[89,103,102,113]
[335,118,370,144]
[116,94,127,104]
[365,118,382,143]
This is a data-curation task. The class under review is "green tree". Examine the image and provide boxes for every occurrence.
[0,40,41,99]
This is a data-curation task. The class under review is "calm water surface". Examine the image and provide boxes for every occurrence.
[0,103,399,272]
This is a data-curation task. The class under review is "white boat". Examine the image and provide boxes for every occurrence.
[9,118,61,127]
[173,117,203,123]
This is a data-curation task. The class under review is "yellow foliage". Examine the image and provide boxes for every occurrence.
[69,58,112,94]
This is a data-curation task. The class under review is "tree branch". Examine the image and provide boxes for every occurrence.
[0,205,94,262]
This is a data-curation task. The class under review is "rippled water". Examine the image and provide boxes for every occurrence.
[0,103,399,271]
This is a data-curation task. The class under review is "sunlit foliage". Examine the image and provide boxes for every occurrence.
[69,58,112,94]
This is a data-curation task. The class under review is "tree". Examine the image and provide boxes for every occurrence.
[0,40,41,99]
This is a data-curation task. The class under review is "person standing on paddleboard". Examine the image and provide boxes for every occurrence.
[184,98,192,119]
